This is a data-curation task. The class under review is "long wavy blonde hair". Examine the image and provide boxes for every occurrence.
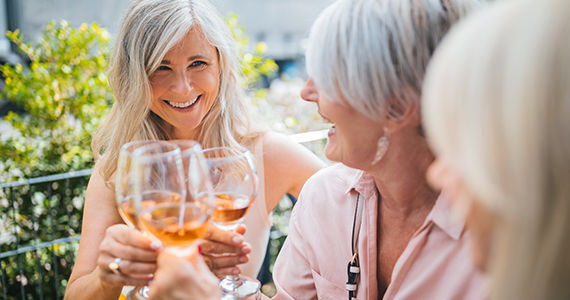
[423,0,570,299]
[92,0,261,182]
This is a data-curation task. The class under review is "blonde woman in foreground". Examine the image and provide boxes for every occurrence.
[423,0,570,299]
[64,0,324,299]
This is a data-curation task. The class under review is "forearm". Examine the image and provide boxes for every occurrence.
[64,268,122,300]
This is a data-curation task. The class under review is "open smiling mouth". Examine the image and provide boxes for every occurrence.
[318,111,337,134]
[164,95,201,110]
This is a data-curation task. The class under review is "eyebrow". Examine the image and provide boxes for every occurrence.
[160,55,209,64]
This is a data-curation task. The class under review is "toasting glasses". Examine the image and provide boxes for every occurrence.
[198,146,260,299]
[132,141,212,257]
[116,140,160,299]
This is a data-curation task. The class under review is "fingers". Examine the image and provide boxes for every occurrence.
[234,224,247,235]
[203,223,245,247]
[149,251,221,300]
[108,224,160,251]
[97,224,159,287]
[199,240,250,256]
[201,253,249,277]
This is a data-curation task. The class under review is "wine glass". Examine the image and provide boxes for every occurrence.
[132,141,212,258]
[116,140,159,299]
[116,140,157,228]
[199,146,260,299]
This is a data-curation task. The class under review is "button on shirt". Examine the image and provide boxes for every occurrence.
[273,164,487,300]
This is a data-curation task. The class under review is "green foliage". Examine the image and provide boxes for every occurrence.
[0,20,112,181]
[0,20,110,299]
[226,13,278,88]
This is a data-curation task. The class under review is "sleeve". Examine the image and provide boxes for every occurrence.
[271,191,318,300]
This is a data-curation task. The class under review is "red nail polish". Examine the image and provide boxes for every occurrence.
[198,244,203,255]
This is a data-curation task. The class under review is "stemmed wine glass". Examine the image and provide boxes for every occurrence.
[115,140,160,299]
[132,141,212,257]
[198,146,260,299]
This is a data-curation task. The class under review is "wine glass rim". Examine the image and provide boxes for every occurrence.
[132,141,182,161]
[120,140,158,153]
[169,139,204,157]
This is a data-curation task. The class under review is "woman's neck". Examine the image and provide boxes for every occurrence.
[369,130,438,217]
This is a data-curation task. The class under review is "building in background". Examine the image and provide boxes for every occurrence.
[0,0,333,68]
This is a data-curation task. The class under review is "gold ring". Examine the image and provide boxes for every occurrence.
[108,257,122,275]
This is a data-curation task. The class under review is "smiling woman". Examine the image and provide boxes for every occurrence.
[63,0,325,299]
[149,28,220,140]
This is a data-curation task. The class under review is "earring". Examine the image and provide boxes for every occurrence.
[371,128,390,165]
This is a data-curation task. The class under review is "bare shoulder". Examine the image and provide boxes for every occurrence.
[262,131,324,169]
[261,131,325,199]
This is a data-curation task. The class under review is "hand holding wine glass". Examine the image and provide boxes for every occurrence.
[111,141,162,298]
[199,146,260,299]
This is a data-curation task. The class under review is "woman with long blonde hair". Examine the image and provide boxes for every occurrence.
[65,0,324,299]
[423,0,570,299]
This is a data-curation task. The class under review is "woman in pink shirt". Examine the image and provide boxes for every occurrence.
[147,0,487,299]
[269,0,486,299]
[423,0,570,299]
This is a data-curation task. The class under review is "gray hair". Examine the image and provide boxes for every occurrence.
[93,0,258,181]
[306,0,479,121]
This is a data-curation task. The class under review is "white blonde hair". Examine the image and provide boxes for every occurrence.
[93,0,260,181]
[423,0,570,299]
[306,0,480,121]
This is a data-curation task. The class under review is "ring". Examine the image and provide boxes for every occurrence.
[108,257,122,275]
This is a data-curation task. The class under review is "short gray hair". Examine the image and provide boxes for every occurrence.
[306,0,479,121]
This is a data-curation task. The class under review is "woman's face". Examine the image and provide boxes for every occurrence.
[149,28,220,140]
[427,158,496,271]
[300,78,384,169]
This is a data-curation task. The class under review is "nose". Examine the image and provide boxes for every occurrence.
[170,71,192,96]
[300,77,319,103]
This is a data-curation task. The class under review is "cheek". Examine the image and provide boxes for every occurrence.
[194,70,219,93]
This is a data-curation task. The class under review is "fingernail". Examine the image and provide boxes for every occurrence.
[232,235,244,244]
[239,256,247,263]
[198,245,203,255]
[232,268,240,275]
[151,241,162,250]
[241,246,251,254]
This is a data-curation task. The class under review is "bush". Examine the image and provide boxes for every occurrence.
[0,20,111,298]
[0,21,112,182]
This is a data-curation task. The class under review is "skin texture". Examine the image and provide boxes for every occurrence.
[64,27,325,300]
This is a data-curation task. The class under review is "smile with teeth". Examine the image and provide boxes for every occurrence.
[166,95,200,108]
[318,112,336,134]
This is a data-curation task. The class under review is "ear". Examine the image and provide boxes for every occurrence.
[383,97,420,134]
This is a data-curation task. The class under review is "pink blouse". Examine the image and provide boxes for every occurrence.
[272,164,487,299]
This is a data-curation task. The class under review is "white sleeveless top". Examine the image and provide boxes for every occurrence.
[240,140,272,278]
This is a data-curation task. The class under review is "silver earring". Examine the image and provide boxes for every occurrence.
[371,129,389,165]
